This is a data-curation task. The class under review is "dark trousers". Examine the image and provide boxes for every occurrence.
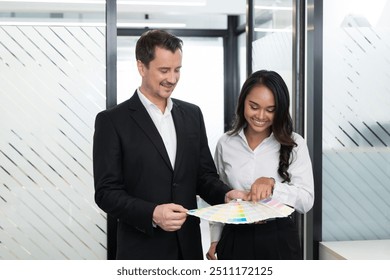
[216,217,302,260]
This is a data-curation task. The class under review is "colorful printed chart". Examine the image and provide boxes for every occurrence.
[187,198,294,224]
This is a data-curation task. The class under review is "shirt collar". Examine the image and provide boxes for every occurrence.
[137,88,173,113]
[238,127,275,143]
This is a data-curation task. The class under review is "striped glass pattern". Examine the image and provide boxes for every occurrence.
[0,25,106,259]
[322,1,390,241]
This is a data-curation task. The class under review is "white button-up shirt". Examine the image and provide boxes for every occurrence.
[137,89,177,168]
[210,129,314,242]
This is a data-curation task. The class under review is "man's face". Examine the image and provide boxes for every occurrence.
[138,46,182,105]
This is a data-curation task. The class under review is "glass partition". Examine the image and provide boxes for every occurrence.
[0,3,106,259]
[322,0,390,241]
[252,0,293,94]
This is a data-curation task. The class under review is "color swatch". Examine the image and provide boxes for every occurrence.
[187,198,294,224]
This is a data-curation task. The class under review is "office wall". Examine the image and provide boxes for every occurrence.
[0,24,106,259]
[322,0,390,241]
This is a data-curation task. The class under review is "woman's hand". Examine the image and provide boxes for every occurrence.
[248,177,275,201]
[206,242,218,260]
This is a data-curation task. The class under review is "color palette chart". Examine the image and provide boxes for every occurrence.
[187,198,294,224]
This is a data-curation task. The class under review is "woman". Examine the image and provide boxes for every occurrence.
[206,70,314,260]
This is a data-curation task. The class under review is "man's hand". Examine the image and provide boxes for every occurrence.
[225,189,249,202]
[152,203,188,231]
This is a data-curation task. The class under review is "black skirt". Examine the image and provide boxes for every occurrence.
[216,217,302,260]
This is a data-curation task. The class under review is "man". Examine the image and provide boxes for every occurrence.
[93,29,245,260]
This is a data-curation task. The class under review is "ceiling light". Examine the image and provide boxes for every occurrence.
[0,21,105,26]
[0,0,104,3]
[118,0,206,6]
[117,22,186,28]
[0,0,206,6]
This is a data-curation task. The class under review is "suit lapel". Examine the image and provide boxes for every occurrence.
[127,92,173,171]
[171,101,185,174]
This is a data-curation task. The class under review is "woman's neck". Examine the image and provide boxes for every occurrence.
[244,127,271,151]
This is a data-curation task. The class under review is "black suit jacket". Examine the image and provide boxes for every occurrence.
[93,92,230,259]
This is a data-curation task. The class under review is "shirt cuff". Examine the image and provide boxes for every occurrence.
[209,222,224,243]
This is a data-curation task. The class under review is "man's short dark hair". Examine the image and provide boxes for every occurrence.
[135,29,183,67]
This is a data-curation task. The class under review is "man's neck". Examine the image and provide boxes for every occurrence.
[138,88,167,113]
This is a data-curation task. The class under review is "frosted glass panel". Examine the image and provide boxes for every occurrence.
[0,25,106,259]
[252,31,292,90]
[252,0,293,102]
[322,0,390,241]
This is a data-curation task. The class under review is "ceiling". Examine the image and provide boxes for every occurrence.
[0,0,293,30]
[0,0,246,14]
[0,0,247,29]
[116,0,247,29]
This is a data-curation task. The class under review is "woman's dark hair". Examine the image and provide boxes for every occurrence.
[229,70,297,182]
[135,29,183,67]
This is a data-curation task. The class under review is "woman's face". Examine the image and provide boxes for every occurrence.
[244,85,276,136]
